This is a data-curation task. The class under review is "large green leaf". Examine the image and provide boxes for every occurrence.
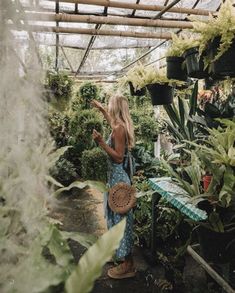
[189,80,198,117]
[65,218,126,293]
[7,244,68,293]
[61,231,97,249]
[178,96,186,127]
[53,180,107,197]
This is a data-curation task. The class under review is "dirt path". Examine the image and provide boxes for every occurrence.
[50,188,209,293]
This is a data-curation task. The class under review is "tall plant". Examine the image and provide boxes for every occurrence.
[163,81,199,143]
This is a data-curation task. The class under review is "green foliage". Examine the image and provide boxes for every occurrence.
[53,180,107,197]
[166,33,200,57]
[48,110,70,147]
[119,64,185,90]
[163,81,199,144]
[190,0,235,64]
[50,157,78,186]
[68,109,103,160]
[0,220,97,293]
[81,148,108,182]
[132,143,169,178]
[196,93,235,130]
[79,82,98,109]
[131,109,159,143]
[133,181,152,247]
[162,119,235,232]
[46,72,73,111]
[65,219,126,293]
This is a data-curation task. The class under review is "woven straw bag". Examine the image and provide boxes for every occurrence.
[108,182,136,214]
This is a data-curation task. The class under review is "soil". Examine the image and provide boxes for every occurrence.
[50,188,213,293]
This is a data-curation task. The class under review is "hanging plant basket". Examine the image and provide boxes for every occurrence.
[208,36,235,78]
[166,56,187,81]
[129,82,146,96]
[146,83,174,106]
[183,47,208,79]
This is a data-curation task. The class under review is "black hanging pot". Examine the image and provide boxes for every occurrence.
[129,82,146,96]
[183,47,208,79]
[146,83,174,106]
[166,56,187,81]
[208,36,235,78]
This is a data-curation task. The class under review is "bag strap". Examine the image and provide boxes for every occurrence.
[124,129,134,182]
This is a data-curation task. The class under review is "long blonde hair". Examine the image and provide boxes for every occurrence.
[108,95,135,149]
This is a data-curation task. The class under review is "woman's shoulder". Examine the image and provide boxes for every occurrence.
[113,123,125,134]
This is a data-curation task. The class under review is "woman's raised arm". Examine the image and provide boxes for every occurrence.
[91,100,111,125]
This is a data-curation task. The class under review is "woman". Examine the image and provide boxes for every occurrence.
[91,95,135,279]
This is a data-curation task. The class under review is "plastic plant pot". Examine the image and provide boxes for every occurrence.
[146,83,174,106]
[166,56,187,81]
[129,82,146,96]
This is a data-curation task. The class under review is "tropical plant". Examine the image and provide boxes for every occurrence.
[50,157,78,186]
[190,0,235,63]
[79,82,98,109]
[195,92,235,130]
[163,81,199,143]
[166,33,200,57]
[119,64,185,91]
[162,119,235,232]
[118,63,148,91]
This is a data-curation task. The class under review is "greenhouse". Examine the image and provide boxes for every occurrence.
[1,0,235,292]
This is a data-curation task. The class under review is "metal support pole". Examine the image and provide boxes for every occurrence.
[187,246,235,293]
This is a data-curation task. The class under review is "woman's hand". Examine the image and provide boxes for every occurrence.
[91,100,105,112]
[92,129,104,144]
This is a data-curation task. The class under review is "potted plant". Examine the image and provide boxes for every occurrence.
[79,81,98,109]
[190,0,235,78]
[162,119,235,269]
[137,66,185,106]
[118,64,147,96]
[45,71,73,111]
[166,33,197,81]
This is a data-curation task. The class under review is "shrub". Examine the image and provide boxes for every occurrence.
[131,110,159,143]
[69,109,102,137]
[48,110,69,147]
[68,109,103,153]
[50,157,78,186]
[81,147,108,182]
[79,82,98,108]
[67,110,104,176]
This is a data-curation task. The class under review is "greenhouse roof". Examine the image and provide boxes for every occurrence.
[15,0,222,81]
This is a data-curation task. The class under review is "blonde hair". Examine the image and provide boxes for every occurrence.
[108,95,135,149]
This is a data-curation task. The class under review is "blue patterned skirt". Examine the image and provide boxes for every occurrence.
[104,162,133,259]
